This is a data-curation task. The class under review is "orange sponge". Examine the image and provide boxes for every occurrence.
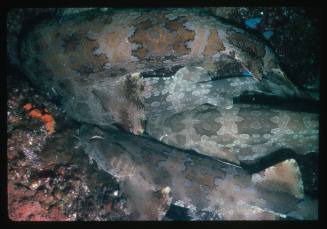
[41,114,55,135]
[23,103,56,135]
[23,103,33,111]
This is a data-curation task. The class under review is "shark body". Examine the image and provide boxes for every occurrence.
[143,66,319,164]
[18,9,319,220]
[20,8,307,135]
[79,125,316,220]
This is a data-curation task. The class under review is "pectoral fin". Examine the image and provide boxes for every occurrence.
[251,159,304,199]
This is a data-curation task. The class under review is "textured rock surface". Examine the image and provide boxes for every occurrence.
[7,74,129,221]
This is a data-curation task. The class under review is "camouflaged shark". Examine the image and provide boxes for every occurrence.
[142,65,319,164]
[20,8,309,135]
[146,103,319,165]
[18,8,319,220]
[79,124,317,220]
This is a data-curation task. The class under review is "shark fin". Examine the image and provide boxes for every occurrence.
[251,159,304,199]
[122,178,172,220]
[259,68,306,98]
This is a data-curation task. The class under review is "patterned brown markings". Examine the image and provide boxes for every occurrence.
[129,19,153,59]
[203,29,225,57]
[132,24,174,58]
[71,36,107,75]
[50,23,108,76]
[129,19,159,59]
[166,17,195,55]
[129,16,195,60]
[99,30,132,64]
[30,15,112,78]
[78,14,135,67]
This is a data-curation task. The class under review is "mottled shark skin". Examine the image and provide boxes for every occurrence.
[145,99,319,165]
[20,8,307,134]
[79,125,317,220]
[143,65,319,164]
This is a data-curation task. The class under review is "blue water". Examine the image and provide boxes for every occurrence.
[263,30,274,40]
[245,17,262,29]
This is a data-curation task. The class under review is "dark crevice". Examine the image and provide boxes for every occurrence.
[233,92,320,113]
[140,65,184,78]
[165,204,192,221]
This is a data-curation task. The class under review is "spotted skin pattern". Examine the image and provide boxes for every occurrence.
[143,66,318,164]
[20,9,318,220]
[146,102,318,164]
[21,9,304,135]
[80,125,311,220]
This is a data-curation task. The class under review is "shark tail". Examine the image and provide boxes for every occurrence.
[251,159,304,199]
[249,159,319,220]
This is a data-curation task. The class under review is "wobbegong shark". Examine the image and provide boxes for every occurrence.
[143,66,319,164]
[20,8,310,135]
[17,8,319,220]
[79,125,317,220]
